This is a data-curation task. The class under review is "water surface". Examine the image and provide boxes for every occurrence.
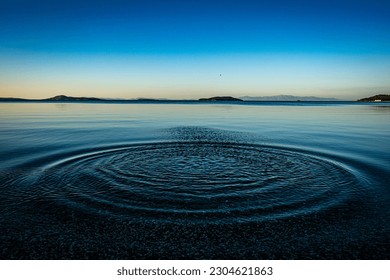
[0,102,389,259]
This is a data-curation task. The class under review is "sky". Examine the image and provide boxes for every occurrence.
[0,0,389,100]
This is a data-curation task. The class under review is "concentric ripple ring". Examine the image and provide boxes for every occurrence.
[30,141,362,223]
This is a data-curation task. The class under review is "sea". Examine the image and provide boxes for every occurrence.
[0,101,389,259]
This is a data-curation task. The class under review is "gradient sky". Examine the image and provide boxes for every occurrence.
[0,0,389,100]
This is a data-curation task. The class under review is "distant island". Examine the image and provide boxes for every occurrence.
[357,94,390,102]
[240,95,340,101]
[46,95,103,101]
[0,95,104,102]
[199,96,243,102]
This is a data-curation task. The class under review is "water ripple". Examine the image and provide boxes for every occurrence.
[23,137,362,223]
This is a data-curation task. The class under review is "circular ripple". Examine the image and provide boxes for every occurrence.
[34,141,361,223]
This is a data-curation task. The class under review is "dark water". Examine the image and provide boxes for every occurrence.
[0,102,389,259]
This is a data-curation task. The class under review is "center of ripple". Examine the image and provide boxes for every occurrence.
[37,141,360,223]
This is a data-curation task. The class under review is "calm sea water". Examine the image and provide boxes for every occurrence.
[0,101,389,259]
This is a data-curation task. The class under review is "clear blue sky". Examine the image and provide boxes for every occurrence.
[1,0,389,99]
